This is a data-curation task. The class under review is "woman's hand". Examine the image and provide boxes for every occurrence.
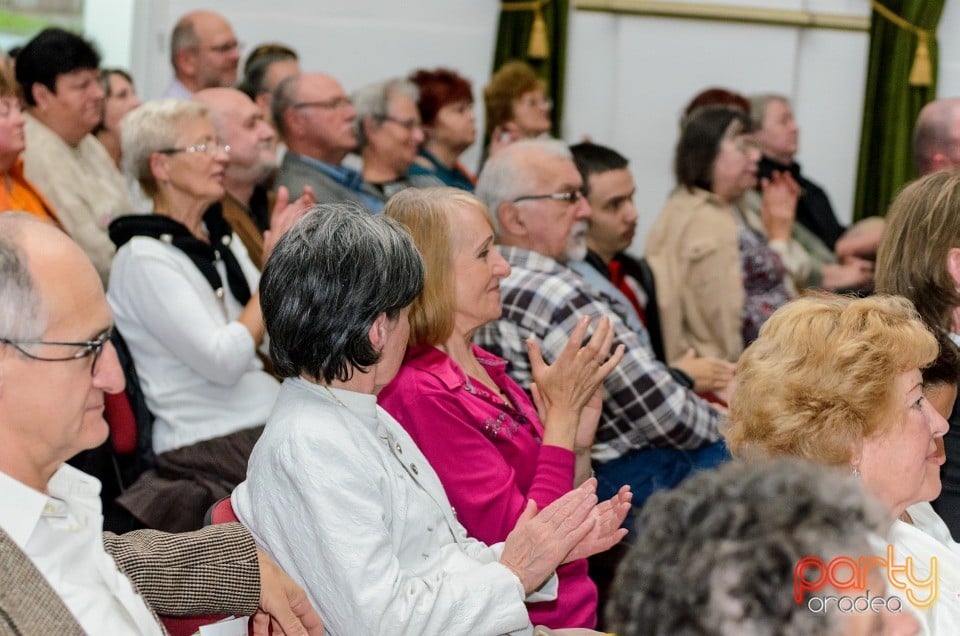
[760,171,799,242]
[562,484,632,563]
[671,348,737,393]
[263,185,316,258]
[499,480,598,595]
[526,316,625,450]
[488,123,521,159]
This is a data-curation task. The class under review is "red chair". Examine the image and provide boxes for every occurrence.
[160,497,251,636]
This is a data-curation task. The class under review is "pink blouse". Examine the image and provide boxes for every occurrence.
[379,344,598,629]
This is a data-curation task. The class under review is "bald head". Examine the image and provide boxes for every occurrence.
[0,215,102,338]
[277,72,358,164]
[193,87,277,194]
[914,98,960,176]
[170,10,240,92]
[0,214,122,490]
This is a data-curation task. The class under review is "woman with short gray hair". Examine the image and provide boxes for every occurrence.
[106,99,312,531]
[233,203,630,636]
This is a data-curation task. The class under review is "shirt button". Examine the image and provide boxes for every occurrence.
[396,443,402,454]
[410,463,419,475]
[43,504,55,514]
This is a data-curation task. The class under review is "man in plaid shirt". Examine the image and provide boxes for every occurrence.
[474,139,727,511]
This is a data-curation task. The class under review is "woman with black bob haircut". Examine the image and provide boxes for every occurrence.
[233,203,630,635]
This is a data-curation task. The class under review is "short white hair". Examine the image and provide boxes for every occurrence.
[475,137,571,234]
[121,99,210,197]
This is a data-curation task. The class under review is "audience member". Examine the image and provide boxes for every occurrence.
[16,28,133,284]
[914,97,960,175]
[273,73,381,210]
[646,105,795,362]
[570,141,736,397]
[473,139,727,511]
[0,63,60,228]
[238,44,300,129]
[352,77,443,203]
[606,458,919,635]
[106,100,310,532]
[876,170,960,541]
[750,92,880,283]
[163,10,240,99]
[725,294,960,633]
[484,60,552,147]
[94,68,141,170]
[382,187,628,629]
[0,213,323,636]
[680,86,749,121]
[408,68,477,190]
[233,203,630,635]
[194,87,292,268]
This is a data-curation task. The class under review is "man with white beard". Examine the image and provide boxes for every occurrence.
[473,139,726,514]
[193,87,309,269]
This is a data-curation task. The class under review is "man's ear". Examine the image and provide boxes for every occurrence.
[175,48,198,78]
[497,202,526,238]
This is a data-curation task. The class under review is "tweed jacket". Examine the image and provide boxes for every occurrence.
[274,151,371,209]
[0,522,260,635]
[220,187,275,270]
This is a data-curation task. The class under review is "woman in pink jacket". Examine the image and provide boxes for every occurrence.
[380,187,627,629]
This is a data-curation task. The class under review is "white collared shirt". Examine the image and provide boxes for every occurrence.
[0,465,162,635]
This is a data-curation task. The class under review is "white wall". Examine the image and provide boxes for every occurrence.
[565,0,871,257]
[83,0,960,254]
[85,0,500,173]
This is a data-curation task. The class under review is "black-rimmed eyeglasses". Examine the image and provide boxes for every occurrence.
[0,327,113,376]
[512,190,584,205]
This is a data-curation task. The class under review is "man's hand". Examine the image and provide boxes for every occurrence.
[821,257,874,292]
[263,185,316,258]
[252,549,324,636]
[671,348,736,394]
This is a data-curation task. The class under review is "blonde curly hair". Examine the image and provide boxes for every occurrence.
[725,295,937,466]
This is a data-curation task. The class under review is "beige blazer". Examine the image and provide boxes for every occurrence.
[645,186,745,363]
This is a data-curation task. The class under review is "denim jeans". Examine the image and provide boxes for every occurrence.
[594,439,730,534]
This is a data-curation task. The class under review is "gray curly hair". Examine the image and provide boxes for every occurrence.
[606,458,887,635]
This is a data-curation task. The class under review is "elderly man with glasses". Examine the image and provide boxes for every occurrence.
[351,77,443,206]
[273,73,385,211]
[0,213,324,635]
[163,10,242,99]
[473,139,728,521]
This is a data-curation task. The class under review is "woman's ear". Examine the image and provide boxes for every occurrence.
[946,247,960,289]
[367,313,388,351]
[148,152,170,185]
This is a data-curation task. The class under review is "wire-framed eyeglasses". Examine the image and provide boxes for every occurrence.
[0,327,113,376]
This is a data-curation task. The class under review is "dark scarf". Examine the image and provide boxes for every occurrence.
[109,207,251,304]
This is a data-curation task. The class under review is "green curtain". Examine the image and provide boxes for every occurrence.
[853,0,944,221]
[492,0,569,137]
